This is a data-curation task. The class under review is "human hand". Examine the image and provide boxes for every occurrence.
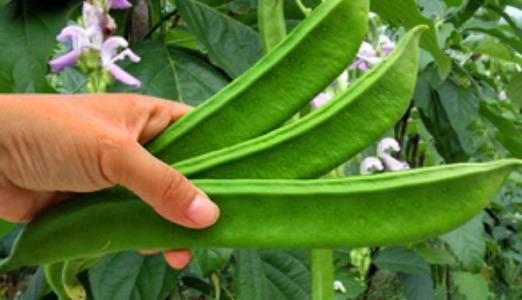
[0,93,220,269]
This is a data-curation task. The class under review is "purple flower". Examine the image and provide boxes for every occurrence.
[310,92,333,109]
[351,36,396,72]
[49,48,85,72]
[110,0,133,9]
[49,25,100,72]
[101,37,142,88]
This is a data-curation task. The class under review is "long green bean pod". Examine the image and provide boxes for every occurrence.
[174,26,425,179]
[146,0,369,163]
[0,160,519,271]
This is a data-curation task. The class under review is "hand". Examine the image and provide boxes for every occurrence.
[0,93,220,269]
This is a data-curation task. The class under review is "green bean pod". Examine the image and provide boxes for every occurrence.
[1,160,519,271]
[258,0,287,52]
[146,0,369,163]
[173,26,425,179]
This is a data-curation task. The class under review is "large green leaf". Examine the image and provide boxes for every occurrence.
[109,41,229,106]
[436,79,483,156]
[398,273,434,300]
[192,248,233,276]
[463,20,522,53]
[371,0,451,78]
[177,0,262,78]
[480,101,522,159]
[0,0,72,92]
[374,247,430,274]
[414,71,468,162]
[89,251,180,300]
[235,250,311,300]
[414,247,456,266]
[466,35,522,64]
[440,215,485,271]
[20,267,50,300]
[452,272,492,300]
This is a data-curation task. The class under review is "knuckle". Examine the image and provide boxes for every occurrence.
[96,133,135,184]
[157,170,194,210]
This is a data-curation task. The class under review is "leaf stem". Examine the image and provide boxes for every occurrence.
[295,0,312,17]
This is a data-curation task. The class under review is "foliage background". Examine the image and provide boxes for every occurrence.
[0,0,521,299]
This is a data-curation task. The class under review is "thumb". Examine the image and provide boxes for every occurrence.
[104,141,219,228]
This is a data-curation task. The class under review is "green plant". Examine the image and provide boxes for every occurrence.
[1,0,521,299]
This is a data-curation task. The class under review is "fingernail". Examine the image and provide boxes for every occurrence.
[186,194,220,226]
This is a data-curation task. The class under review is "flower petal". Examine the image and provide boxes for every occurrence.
[111,48,141,64]
[56,25,88,43]
[107,63,142,88]
[310,92,333,108]
[380,154,410,172]
[351,59,369,72]
[101,36,129,65]
[360,157,384,175]
[82,2,104,28]
[111,0,133,9]
[48,48,83,72]
[377,137,401,157]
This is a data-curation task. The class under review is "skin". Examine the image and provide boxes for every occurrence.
[0,93,220,269]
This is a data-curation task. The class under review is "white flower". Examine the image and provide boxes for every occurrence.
[360,137,410,174]
[379,153,410,172]
[498,91,507,101]
[333,280,346,293]
[377,137,401,157]
[360,157,384,175]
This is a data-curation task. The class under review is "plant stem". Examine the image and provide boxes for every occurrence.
[210,273,221,300]
[311,249,334,300]
[144,10,178,40]
[258,0,287,52]
[295,0,312,17]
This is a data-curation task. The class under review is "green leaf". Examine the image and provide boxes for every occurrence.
[463,20,522,53]
[109,41,229,106]
[370,0,451,78]
[89,251,180,300]
[480,101,522,159]
[21,267,51,300]
[51,68,88,94]
[0,0,72,92]
[452,272,492,300]
[235,249,311,300]
[192,248,233,276]
[414,70,468,162]
[177,0,262,78]
[374,247,430,274]
[436,79,483,156]
[414,247,456,266]
[440,215,485,271]
[507,72,522,108]
[467,36,522,64]
[398,272,434,300]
